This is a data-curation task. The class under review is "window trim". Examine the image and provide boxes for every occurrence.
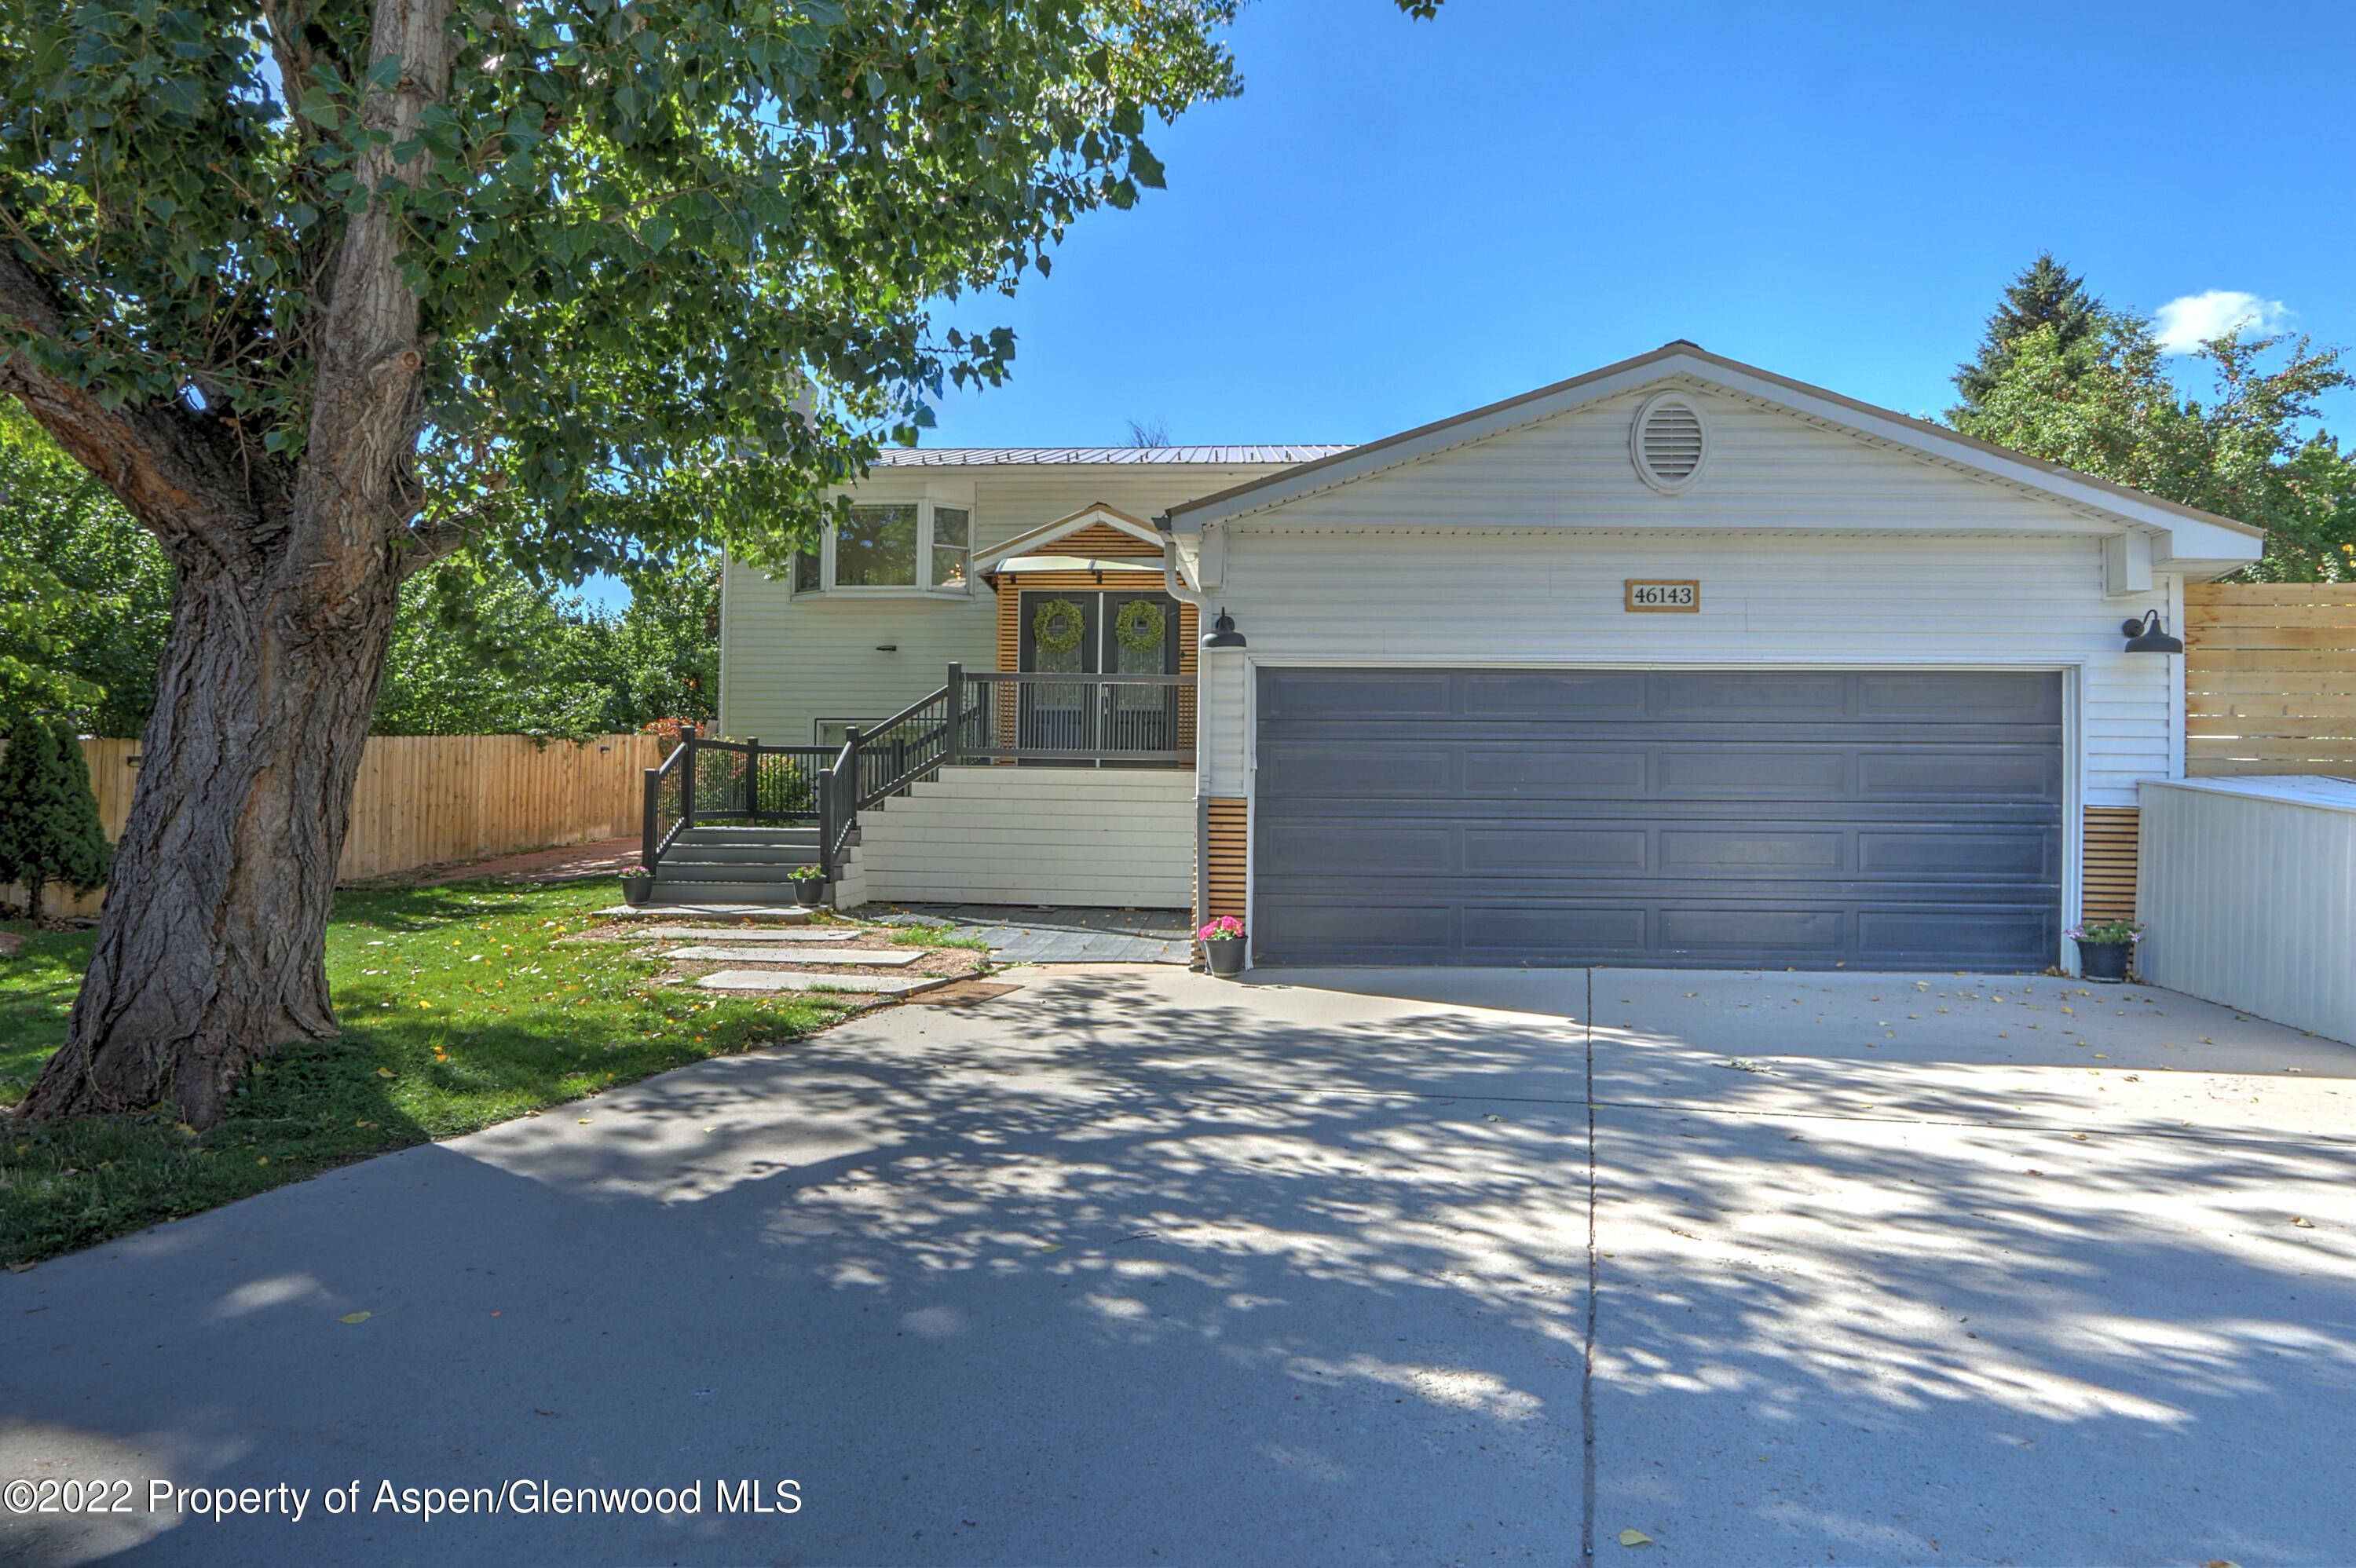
[813,716,883,747]
[792,499,973,599]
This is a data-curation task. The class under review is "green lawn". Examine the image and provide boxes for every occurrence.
[0,881,854,1264]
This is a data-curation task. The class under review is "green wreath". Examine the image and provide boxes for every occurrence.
[1031,597,1085,656]
[1114,598,1169,657]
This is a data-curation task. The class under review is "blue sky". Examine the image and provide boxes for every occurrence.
[924,0,2356,448]
[586,1,2351,610]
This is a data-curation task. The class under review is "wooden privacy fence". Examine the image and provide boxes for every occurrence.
[2185,583,2356,777]
[9,733,665,916]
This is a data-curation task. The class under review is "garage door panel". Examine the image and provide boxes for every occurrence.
[1659,828,1846,874]
[1463,670,1650,716]
[1255,901,1455,955]
[1856,749,2059,799]
[1659,907,1849,953]
[1461,747,1650,795]
[1857,828,2058,879]
[1257,826,1457,874]
[1462,828,1650,872]
[1857,908,2058,964]
[1651,670,1851,718]
[1253,668,2064,970]
[1856,670,2062,720]
[1655,747,1851,796]
[1257,745,1454,795]
[1459,905,1651,956]
[1259,668,1454,722]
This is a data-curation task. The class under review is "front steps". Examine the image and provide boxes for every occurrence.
[649,824,823,906]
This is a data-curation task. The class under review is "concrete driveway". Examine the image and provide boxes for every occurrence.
[4,967,2353,1566]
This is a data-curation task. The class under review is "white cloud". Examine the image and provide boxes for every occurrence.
[2153,290,2290,353]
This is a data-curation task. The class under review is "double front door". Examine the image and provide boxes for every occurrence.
[1015,589,1182,759]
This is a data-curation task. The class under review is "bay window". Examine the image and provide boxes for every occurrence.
[792,500,972,596]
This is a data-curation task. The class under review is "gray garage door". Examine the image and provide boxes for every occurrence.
[1252,668,2063,969]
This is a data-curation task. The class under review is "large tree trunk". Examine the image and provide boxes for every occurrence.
[20,517,402,1127]
[8,0,451,1128]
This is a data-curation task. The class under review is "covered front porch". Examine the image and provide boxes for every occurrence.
[642,506,1205,910]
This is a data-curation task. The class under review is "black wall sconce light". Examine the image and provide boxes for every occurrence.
[2120,610,2183,655]
[1200,609,1247,650]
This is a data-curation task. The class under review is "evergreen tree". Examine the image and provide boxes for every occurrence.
[0,715,112,918]
[1953,253,2106,411]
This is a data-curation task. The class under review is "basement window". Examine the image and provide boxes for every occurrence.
[793,501,973,598]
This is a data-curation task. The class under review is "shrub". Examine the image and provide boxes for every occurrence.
[0,715,112,917]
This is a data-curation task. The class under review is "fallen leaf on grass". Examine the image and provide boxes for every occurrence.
[376,1067,395,1078]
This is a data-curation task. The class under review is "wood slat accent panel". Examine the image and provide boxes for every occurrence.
[2082,806,2140,925]
[1202,796,1247,924]
[8,733,665,916]
[2184,583,2356,777]
[1058,521,1165,558]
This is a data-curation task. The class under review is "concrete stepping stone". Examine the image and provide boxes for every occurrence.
[597,904,812,923]
[695,970,945,996]
[626,926,863,942]
[663,945,924,966]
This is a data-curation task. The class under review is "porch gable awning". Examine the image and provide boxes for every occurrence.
[983,552,1169,585]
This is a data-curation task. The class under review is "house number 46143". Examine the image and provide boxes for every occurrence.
[1625,579,1699,612]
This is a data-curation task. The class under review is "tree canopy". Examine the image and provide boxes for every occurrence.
[2,0,1447,1127]
[1950,263,2354,581]
[375,554,719,738]
[1952,251,2106,414]
[0,0,1308,579]
[0,407,174,731]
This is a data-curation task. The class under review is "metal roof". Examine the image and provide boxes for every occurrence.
[868,444,1352,467]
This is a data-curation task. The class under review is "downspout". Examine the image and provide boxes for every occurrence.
[1157,512,1216,946]
[1153,512,1213,609]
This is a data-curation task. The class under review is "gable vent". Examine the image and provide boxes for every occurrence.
[1630,393,1710,494]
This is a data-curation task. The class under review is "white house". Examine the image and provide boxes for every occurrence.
[701,342,2261,972]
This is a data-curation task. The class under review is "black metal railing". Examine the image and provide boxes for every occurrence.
[654,660,1195,886]
[960,670,1191,763]
[642,738,690,871]
[814,675,988,879]
[641,729,833,872]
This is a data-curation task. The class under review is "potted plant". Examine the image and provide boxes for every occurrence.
[792,864,828,907]
[620,864,655,906]
[2069,919,2142,982]
[1197,915,1246,978]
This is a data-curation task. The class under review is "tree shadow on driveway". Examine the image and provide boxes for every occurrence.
[4,965,2352,1566]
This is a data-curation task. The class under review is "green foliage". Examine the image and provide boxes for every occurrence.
[0,879,854,1263]
[0,0,1436,583]
[1949,280,2356,581]
[1953,252,2107,413]
[0,409,173,733]
[0,714,111,915]
[375,554,720,738]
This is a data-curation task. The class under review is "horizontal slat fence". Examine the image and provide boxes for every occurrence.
[2185,583,2356,777]
[6,733,664,917]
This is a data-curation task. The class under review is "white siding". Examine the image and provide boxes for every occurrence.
[1192,389,2179,806]
[1228,385,2126,535]
[855,767,1193,907]
[1197,529,2172,805]
[2135,780,2356,1043]
[719,465,1283,744]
